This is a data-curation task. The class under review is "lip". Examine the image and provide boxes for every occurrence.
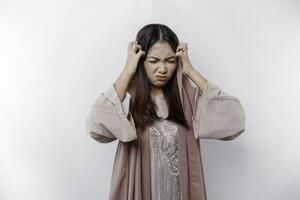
[156,76,167,80]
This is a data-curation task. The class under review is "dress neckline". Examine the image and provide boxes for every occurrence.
[154,96,166,99]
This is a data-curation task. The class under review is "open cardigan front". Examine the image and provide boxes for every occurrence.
[86,60,246,200]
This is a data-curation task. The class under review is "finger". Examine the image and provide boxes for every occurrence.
[176,45,182,51]
[132,44,141,49]
[176,48,184,52]
[137,50,145,56]
[177,42,186,49]
[179,43,188,50]
[128,41,136,48]
[177,47,188,54]
[130,41,138,47]
[177,46,185,52]
[133,44,142,52]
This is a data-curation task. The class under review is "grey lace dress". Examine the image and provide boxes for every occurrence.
[149,95,181,200]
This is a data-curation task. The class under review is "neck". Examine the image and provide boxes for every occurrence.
[151,86,164,97]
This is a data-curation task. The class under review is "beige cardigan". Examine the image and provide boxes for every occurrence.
[86,62,246,200]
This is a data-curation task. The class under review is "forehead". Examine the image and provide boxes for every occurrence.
[147,42,175,58]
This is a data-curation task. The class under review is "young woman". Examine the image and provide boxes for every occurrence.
[86,23,246,200]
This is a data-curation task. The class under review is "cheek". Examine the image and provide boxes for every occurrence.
[144,64,156,80]
[144,64,156,74]
[167,64,177,74]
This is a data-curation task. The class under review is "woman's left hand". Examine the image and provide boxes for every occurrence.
[175,42,195,76]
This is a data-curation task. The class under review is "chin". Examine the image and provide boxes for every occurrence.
[150,81,161,86]
[155,82,167,86]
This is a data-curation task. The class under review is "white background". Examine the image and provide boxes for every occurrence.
[1,0,299,199]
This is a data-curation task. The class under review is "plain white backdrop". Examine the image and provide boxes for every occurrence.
[1,0,299,199]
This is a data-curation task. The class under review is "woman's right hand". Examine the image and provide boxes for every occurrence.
[114,41,145,102]
[124,41,145,75]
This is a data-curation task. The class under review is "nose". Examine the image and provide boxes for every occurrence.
[157,63,167,74]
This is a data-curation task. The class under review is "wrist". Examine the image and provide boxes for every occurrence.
[123,67,135,77]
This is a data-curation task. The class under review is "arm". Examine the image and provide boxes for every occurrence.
[85,69,137,143]
[114,68,134,102]
[187,69,246,141]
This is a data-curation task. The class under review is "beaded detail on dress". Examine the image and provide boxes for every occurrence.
[149,120,180,180]
[149,96,181,200]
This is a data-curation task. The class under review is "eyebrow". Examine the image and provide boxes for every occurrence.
[147,55,176,60]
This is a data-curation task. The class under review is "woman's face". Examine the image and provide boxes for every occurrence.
[143,41,177,92]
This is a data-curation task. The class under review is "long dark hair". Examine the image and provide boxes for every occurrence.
[128,23,190,133]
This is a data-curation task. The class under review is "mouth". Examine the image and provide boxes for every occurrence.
[156,76,167,81]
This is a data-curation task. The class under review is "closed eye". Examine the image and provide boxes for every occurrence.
[149,61,176,63]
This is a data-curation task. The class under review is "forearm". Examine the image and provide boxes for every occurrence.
[114,67,134,102]
[186,67,208,92]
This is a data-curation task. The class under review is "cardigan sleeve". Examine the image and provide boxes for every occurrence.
[86,83,137,143]
[192,80,246,141]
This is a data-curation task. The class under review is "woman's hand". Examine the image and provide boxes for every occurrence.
[175,42,195,76]
[176,42,207,91]
[114,41,145,102]
[124,41,145,75]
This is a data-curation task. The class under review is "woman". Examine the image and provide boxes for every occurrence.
[86,24,246,200]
